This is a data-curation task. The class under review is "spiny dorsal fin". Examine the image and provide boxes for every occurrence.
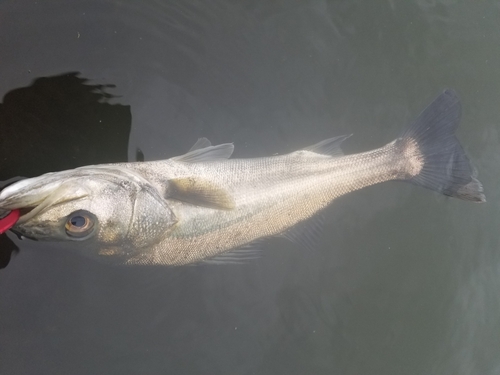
[188,137,212,152]
[173,143,234,163]
[168,177,235,210]
[304,134,352,157]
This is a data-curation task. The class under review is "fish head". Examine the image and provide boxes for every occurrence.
[0,166,177,260]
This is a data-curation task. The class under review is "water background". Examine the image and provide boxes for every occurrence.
[1,1,499,374]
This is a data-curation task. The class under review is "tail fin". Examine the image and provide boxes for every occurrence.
[398,89,485,202]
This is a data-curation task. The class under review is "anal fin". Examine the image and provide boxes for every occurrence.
[281,213,325,251]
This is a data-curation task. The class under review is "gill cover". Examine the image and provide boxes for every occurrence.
[124,183,178,249]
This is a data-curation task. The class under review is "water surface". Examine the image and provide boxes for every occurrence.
[1,1,499,374]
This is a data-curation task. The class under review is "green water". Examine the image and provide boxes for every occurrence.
[0,1,499,374]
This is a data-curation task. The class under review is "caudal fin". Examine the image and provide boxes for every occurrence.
[398,89,485,202]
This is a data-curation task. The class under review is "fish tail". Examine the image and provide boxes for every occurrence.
[395,89,485,202]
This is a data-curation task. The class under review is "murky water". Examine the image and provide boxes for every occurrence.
[1,1,499,374]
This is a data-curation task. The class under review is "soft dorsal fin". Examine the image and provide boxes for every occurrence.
[304,134,352,157]
[188,137,212,152]
[173,143,234,163]
[168,177,235,210]
[281,213,325,251]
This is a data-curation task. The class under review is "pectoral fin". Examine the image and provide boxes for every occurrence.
[168,177,235,210]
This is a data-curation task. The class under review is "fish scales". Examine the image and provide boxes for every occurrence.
[0,90,485,266]
[126,142,414,265]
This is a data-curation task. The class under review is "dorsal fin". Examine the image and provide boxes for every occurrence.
[304,134,352,157]
[168,177,235,210]
[173,143,234,163]
[188,137,212,152]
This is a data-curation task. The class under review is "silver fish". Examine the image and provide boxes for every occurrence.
[0,90,485,265]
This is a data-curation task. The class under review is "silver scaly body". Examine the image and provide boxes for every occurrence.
[0,90,485,265]
[124,141,414,265]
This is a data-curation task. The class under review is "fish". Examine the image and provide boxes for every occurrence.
[0,90,485,266]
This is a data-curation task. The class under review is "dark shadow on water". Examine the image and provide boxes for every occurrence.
[0,72,131,268]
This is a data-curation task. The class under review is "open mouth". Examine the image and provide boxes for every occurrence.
[0,176,88,223]
[0,205,53,239]
[19,206,36,217]
[0,207,37,235]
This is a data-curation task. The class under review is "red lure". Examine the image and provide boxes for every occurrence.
[0,209,20,234]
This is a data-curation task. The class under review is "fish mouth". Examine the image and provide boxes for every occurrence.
[10,227,42,241]
[0,173,88,224]
[18,206,35,216]
[0,177,59,222]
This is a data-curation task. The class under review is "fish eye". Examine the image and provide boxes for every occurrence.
[65,210,96,239]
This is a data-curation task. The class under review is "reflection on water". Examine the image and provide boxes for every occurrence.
[0,72,131,267]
